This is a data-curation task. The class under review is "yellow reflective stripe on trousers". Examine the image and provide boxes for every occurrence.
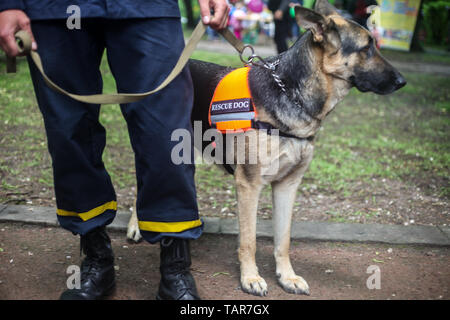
[56,201,117,221]
[138,219,202,233]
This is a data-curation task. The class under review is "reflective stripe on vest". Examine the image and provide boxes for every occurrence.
[208,67,256,133]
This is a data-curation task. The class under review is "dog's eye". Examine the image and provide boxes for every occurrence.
[360,38,374,54]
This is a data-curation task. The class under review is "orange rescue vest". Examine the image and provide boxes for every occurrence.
[208,67,256,133]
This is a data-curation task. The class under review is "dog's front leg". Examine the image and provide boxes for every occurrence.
[272,177,310,295]
[235,165,267,296]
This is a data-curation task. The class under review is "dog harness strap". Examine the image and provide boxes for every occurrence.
[253,121,312,140]
[222,164,236,175]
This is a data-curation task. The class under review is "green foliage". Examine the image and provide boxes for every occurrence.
[178,0,200,21]
[423,1,450,45]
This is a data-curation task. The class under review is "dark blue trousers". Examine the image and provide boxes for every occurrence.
[27,18,202,243]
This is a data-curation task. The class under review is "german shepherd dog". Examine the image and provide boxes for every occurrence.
[127,0,406,296]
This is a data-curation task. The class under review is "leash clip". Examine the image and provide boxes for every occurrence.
[240,45,278,72]
[239,44,256,65]
[239,44,269,69]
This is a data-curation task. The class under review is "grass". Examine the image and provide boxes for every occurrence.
[306,78,450,190]
[0,49,449,219]
[380,48,450,65]
[191,50,242,67]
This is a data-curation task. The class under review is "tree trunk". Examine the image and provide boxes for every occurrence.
[410,0,424,52]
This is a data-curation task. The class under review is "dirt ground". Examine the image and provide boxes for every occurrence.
[0,222,448,300]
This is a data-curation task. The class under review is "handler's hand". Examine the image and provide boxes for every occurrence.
[0,10,37,57]
[198,0,230,30]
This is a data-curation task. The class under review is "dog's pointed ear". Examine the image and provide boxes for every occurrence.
[294,5,329,43]
[314,0,340,16]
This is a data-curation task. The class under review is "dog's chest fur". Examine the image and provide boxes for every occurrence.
[234,131,314,184]
[265,137,313,183]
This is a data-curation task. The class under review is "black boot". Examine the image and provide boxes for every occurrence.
[60,226,116,300]
[157,237,200,300]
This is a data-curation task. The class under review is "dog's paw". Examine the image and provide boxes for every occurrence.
[126,223,142,243]
[277,275,310,295]
[241,275,268,296]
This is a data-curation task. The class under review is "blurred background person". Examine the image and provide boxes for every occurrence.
[268,0,294,53]
[229,0,247,39]
[348,0,377,27]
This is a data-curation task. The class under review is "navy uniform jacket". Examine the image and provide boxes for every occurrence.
[0,0,180,20]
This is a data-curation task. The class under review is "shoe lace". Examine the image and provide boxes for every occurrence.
[176,272,193,290]
[79,236,109,279]
[80,257,103,281]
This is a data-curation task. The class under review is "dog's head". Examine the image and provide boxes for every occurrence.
[294,0,406,95]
